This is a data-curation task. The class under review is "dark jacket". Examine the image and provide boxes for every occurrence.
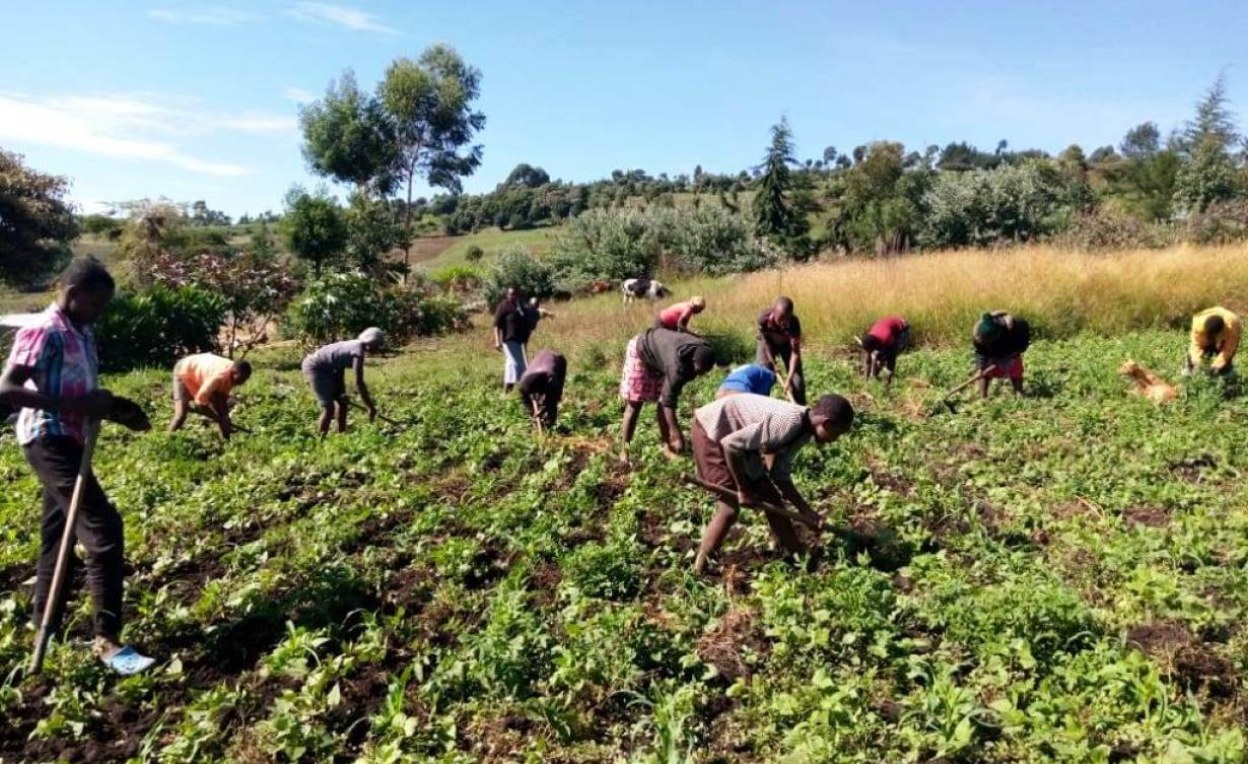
[636,327,711,408]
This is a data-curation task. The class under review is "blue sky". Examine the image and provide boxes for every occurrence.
[2,1,1245,218]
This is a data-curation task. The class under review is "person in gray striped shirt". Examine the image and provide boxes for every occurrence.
[691,392,854,573]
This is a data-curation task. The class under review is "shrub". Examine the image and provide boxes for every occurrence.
[548,206,772,293]
[283,272,466,346]
[1051,209,1170,251]
[482,247,557,306]
[430,264,482,294]
[923,161,1070,249]
[465,244,485,262]
[1183,199,1248,246]
[94,286,225,372]
[149,250,301,357]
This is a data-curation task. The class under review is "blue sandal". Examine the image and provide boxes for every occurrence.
[101,645,156,676]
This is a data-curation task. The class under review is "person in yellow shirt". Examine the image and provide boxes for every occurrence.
[1186,307,1241,376]
[169,353,252,438]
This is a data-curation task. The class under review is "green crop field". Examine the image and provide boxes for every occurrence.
[1,320,1246,763]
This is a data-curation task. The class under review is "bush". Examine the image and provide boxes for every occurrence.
[1183,199,1248,246]
[923,161,1069,249]
[283,272,467,347]
[1051,209,1170,251]
[430,264,482,294]
[547,206,772,293]
[149,250,301,357]
[465,244,485,262]
[482,247,557,306]
[94,286,226,372]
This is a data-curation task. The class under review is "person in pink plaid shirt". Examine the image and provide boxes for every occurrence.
[0,258,154,675]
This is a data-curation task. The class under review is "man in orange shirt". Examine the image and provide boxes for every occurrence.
[656,296,706,332]
[169,353,252,438]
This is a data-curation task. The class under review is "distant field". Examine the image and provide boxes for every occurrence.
[411,226,559,270]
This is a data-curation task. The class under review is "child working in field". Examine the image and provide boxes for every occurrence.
[716,363,778,399]
[656,296,706,333]
[861,315,911,386]
[169,353,252,439]
[0,258,155,675]
[301,328,385,436]
[518,348,567,429]
[757,296,805,404]
[1185,307,1241,376]
[691,393,854,573]
[972,311,1030,397]
[619,327,716,464]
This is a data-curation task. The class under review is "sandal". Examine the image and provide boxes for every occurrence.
[99,645,156,676]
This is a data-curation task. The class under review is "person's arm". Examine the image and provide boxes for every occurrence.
[207,390,233,438]
[0,364,114,416]
[1189,326,1207,369]
[774,478,823,529]
[1213,323,1241,371]
[493,304,506,350]
[353,354,376,419]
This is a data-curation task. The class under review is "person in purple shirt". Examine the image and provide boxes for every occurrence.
[301,328,385,436]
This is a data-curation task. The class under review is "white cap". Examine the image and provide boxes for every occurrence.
[358,327,385,346]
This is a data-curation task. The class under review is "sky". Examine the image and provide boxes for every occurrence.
[2,0,1246,219]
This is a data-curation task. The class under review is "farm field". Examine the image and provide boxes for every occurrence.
[1,318,1247,762]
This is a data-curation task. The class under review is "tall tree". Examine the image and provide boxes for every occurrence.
[282,188,348,277]
[380,45,486,263]
[753,117,808,249]
[0,150,78,287]
[299,70,397,194]
[1181,72,1239,154]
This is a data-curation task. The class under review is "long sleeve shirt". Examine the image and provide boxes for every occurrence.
[1190,307,1242,371]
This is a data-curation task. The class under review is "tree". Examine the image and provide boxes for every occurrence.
[0,150,78,287]
[822,146,838,164]
[1174,141,1240,213]
[299,70,397,194]
[1181,73,1239,154]
[1120,122,1161,160]
[282,187,348,277]
[753,117,808,250]
[836,142,929,255]
[344,192,403,273]
[501,163,550,189]
[380,45,486,263]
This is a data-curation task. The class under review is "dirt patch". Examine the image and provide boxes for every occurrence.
[383,564,435,612]
[697,607,770,683]
[834,515,914,572]
[1174,645,1239,699]
[1169,454,1217,483]
[0,562,28,592]
[1123,505,1170,528]
[1127,621,1194,655]
[4,685,161,764]
[464,544,512,590]
[527,561,563,608]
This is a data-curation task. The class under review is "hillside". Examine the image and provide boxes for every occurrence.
[1,320,1246,761]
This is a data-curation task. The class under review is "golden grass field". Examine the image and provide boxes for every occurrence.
[493,244,1248,365]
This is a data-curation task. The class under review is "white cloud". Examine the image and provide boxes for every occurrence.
[216,114,299,134]
[283,87,316,104]
[148,6,258,25]
[0,91,292,177]
[285,2,397,35]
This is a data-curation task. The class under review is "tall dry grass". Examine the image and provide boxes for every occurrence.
[497,243,1248,363]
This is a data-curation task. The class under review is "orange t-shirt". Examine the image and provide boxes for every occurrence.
[174,353,235,406]
[658,302,696,330]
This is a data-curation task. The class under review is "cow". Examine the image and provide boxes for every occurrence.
[622,278,670,304]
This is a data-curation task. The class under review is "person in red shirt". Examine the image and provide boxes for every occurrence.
[656,296,706,332]
[860,316,910,386]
